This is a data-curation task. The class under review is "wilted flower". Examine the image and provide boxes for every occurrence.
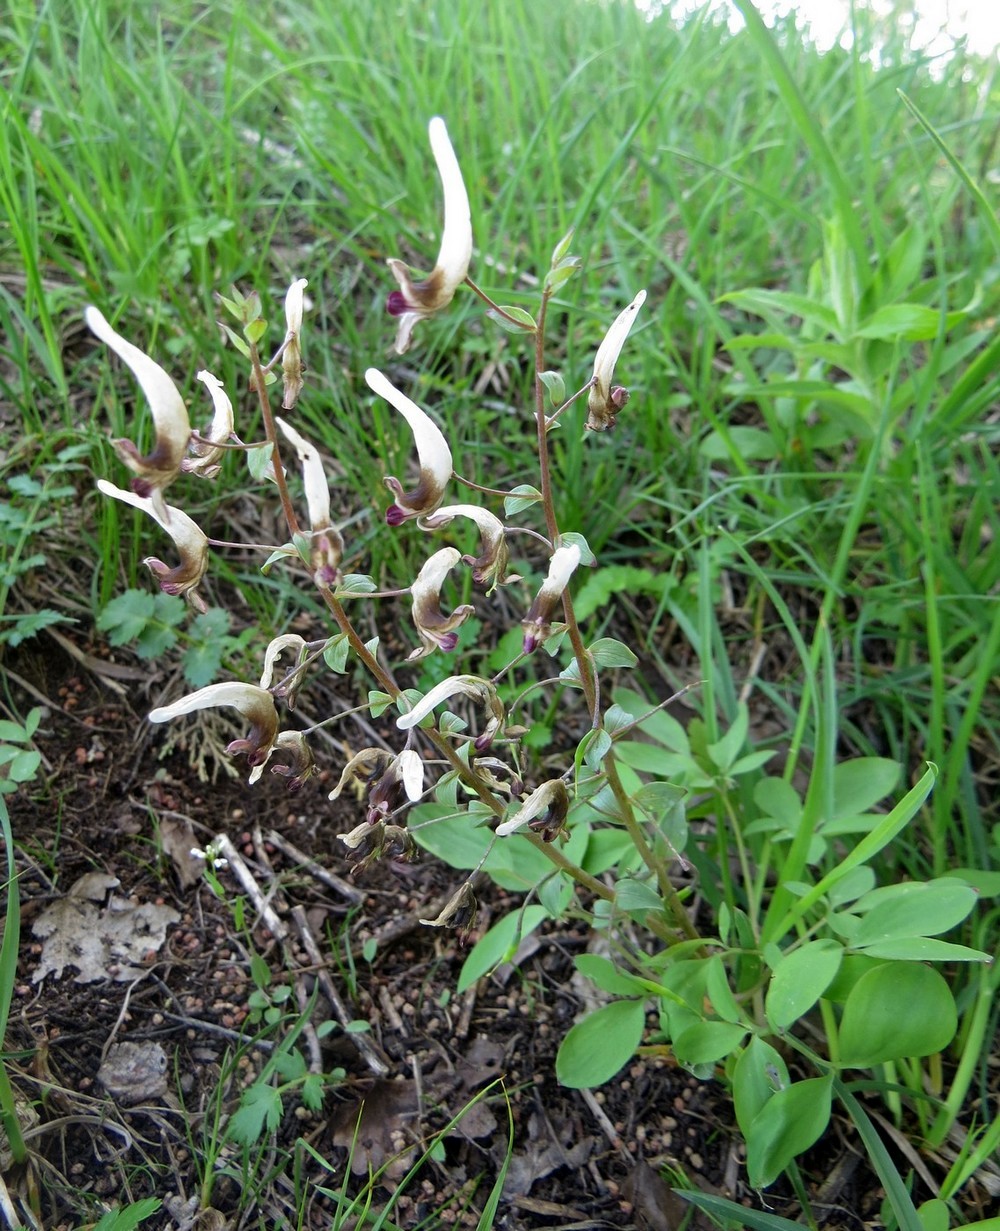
[85,306,192,520]
[420,504,513,592]
[338,819,387,872]
[586,290,647,432]
[258,633,309,707]
[182,371,234,479]
[148,682,279,781]
[495,779,570,841]
[421,881,477,931]
[522,544,581,653]
[408,546,475,659]
[367,749,424,821]
[96,479,209,612]
[268,731,316,792]
[396,674,503,751]
[282,277,308,409]
[386,117,472,354]
[329,747,424,823]
[366,368,452,524]
[276,417,344,583]
[383,824,418,862]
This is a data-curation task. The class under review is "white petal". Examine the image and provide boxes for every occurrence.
[259,634,308,689]
[364,368,452,493]
[195,370,234,444]
[422,504,504,538]
[397,750,424,801]
[412,546,462,597]
[428,117,472,291]
[276,416,331,529]
[591,290,647,398]
[148,682,275,724]
[539,544,581,601]
[85,306,191,457]
[284,278,308,336]
[96,478,207,557]
[395,674,480,730]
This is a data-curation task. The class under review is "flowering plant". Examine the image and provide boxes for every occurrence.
[87,115,985,1196]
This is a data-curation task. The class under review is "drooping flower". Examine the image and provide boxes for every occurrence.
[328,747,424,823]
[268,731,316,792]
[148,682,279,781]
[339,819,387,872]
[408,546,475,659]
[396,674,503,751]
[386,117,472,354]
[365,368,452,524]
[85,306,192,520]
[419,504,513,591]
[586,289,647,432]
[522,544,581,653]
[495,779,570,841]
[420,881,477,931]
[281,277,308,410]
[259,633,310,708]
[275,416,344,584]
[182,371,234,479]
[96,479,209,612]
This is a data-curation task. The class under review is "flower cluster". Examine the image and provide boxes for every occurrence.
[88,115,646,934]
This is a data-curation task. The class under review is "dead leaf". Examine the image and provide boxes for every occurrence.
[98,1041,169,1104]
[622,1160,687,1231]
[159,816,204,889]
[330,1079,418,1177]
[32,874,180,983]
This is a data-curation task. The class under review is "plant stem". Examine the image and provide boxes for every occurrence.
[248,341,301,536]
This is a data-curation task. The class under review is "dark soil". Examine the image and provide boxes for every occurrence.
[2,633,997,1231]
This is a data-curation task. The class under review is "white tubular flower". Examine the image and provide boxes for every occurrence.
[148,682,279,780]
[182,371,234,479]
[522,544,581,653]
[328,748,393,802]
[420,504,512,592]
[586,289,647,432]
[275,416,344,583]
[96,479,209,612]
[396,674,503,751]
[386,117,472,354]
[328,747,425,823]
[408,546,475,660]
[495,779,570,840]
[282,277,308,409]
[267,731,316,792]
[365,368,452,524]
[85,306,192,519]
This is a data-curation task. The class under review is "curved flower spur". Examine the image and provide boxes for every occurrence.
[365,367,452,524]
[586,289,647,432]
[386,116,472,354]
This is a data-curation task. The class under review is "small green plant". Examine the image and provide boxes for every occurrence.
[0,707,42,795]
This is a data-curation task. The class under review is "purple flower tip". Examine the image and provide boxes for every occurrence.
[522,635,538,654]
[439,632,459,652]
[387,290,410,317]
[385,504,406,527]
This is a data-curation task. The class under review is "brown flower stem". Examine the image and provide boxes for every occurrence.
[604,755,702,943]
[248,341,301,536]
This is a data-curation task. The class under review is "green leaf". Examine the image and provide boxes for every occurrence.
[4,608,69,647]
[8,749,42,783]
[538,370,566,408]
[556,999,646,1088]
[733,1037,790,1138]
[858,937,991,963]
[368,690,393,718]
[97,589,156,644]
[556,531,596,565]
[855,303,965,341]
[839,963,957,1066]
[135,621,179,659]
[301,1072,325,1111]
[486,305,537,333]
[574,566,665,623]
[503,484,542,517]
[457,906,548,993]
[574,955,648,997]
[323,633,350,674]
[829,757,901,819]
[765,940,843,1031]
[852,880,977,947]
[91,1198,162,1231]
[616,878,663,914]
[336,573,377,596]
[705,956,743,1024]
[578,728,611,772]
[673,1020,747,1066]
[699,426,780,462]
[247,443,274,481]
[745,1076,833,1189]
[706,702,749,773]
[181,641,223,688]
[676,1190,805,1230]
[720,287,840,336]
[227,1081,283,1145]
[587,638,638,669]
[550,228,575,266]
